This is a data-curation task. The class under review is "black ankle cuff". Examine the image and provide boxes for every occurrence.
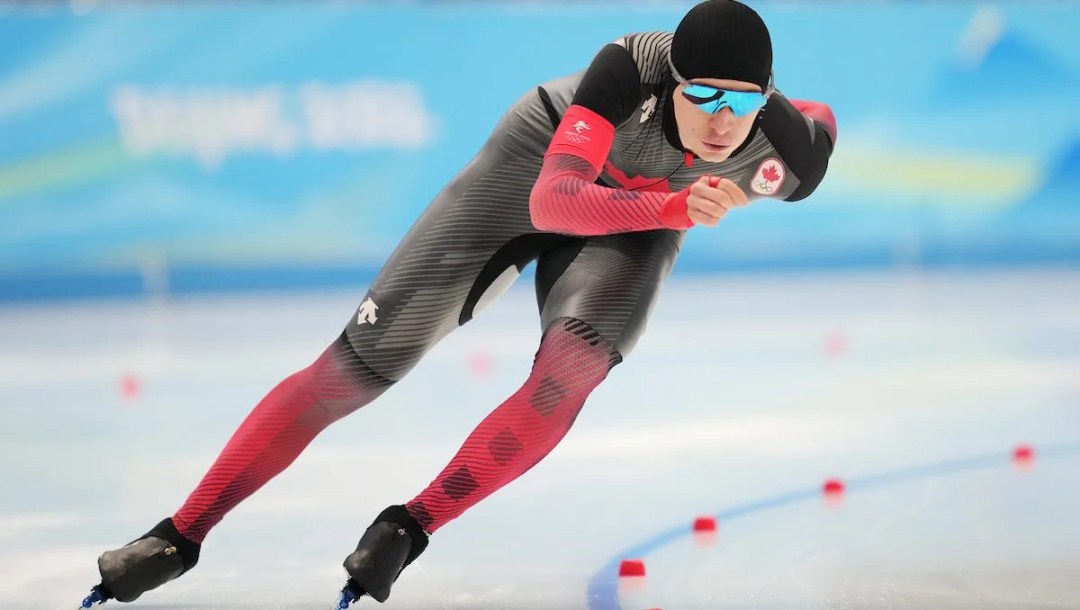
[373,505,429,568]
[145,518,201,571]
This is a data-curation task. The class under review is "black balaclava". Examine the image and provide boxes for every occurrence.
[662,0,774,155]
[671,0,772,90]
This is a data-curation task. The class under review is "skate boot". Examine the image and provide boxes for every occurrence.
[93,518,201,604]
[341,505,428,603]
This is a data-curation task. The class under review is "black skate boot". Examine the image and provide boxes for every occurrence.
[339,505,428,604]
[86,518,201,605]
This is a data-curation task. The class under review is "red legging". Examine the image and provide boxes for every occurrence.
[406,318,617,533]
[171,319,616,543]
[172,334,391,542]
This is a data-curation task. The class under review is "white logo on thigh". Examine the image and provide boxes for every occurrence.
[751,158,786,195]
[357,297,379,325]
[640,95,658,123]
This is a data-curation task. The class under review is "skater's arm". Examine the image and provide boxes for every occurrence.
[530,136,692,235]
[759,93,837,202]
[529,44,693,235]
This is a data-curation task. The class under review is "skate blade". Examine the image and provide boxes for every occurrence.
[76,584,109,608]
[331,579,365,609]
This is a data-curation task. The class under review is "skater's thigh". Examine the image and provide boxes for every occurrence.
[345,89,568,382]
[534,229,685,358]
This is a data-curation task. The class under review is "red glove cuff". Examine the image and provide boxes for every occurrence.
[659,188,695,230]
[659,177,720,230]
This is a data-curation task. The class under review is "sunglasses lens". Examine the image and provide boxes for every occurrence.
[682,84,766,117]
[728,92,767,117]
[682,84,721,104]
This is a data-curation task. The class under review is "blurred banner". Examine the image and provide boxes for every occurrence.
[0,2,1077,299]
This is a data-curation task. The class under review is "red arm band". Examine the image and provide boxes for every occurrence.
[544,105,615,172]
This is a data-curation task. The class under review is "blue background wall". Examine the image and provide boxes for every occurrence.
[1,2,1077,300]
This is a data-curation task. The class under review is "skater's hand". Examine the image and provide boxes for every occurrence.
[686,176,749,227]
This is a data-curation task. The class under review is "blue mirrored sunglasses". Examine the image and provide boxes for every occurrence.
[680,83,767,117]
[668,54,774,118]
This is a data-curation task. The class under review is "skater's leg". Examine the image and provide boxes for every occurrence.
[172,333,391,542]
[399,230,682,535]
[404,316,620,533]
[340,231,682,601]
[342,315,619,602]
[96,334,390,603]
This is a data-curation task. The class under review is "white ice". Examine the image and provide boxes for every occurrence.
[1,269,1078,609]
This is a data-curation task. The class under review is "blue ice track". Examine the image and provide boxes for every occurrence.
[585,441,1080,610]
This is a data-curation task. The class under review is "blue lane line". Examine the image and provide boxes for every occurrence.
[586,441,1080,610]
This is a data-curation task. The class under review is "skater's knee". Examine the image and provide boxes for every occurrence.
[330,332,398,391]
[533,318,622,390]
[299,333,397,420]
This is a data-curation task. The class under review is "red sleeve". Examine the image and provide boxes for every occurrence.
[529,105,693,236]
[790,99,837,144]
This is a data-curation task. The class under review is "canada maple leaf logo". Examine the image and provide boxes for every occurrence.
[762,165,781,183]
[751,158,785,196]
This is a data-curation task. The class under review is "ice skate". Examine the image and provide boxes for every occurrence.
[333,505,428,606]
[76,518,200,607]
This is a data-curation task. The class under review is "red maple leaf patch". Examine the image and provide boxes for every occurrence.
[762,165,781,183]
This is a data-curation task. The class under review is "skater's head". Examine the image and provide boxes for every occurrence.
[669,0,774,162]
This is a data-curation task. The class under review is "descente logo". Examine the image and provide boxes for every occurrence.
[640,95,658,123]
[357,297,379,325]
